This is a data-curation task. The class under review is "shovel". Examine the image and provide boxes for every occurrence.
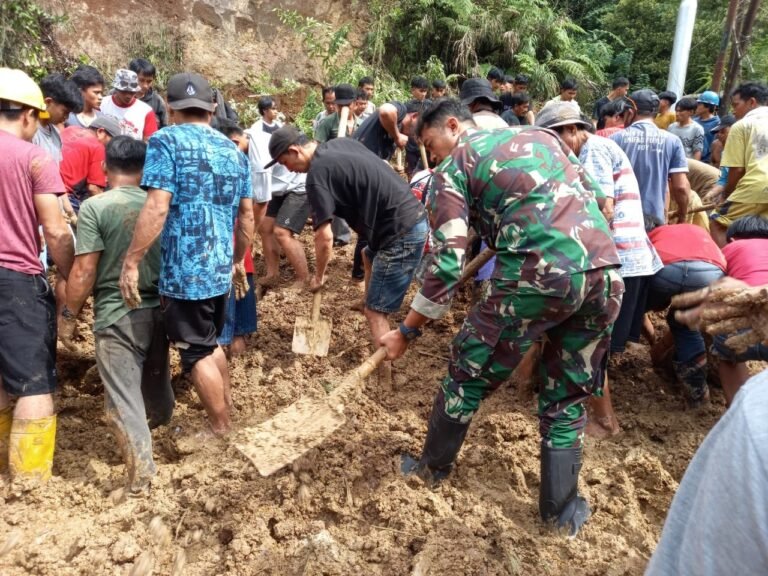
[235,247,495,476]
[292,291,332,357]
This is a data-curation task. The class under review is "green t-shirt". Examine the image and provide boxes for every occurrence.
[76,185,161,331]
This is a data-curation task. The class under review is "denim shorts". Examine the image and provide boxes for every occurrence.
[365,218,428,314]
[218,274,257,346]
[711,332,768,363]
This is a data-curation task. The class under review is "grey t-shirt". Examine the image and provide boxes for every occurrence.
[645,369,768,576]
[32,124,63,165]
[667,122,705,159]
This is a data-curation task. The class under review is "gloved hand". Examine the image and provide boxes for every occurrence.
[233,262,249,300]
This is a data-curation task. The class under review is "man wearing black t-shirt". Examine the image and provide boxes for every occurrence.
[266,126,429,382]
[354,100,425,161]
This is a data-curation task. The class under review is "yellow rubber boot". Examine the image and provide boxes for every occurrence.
[0,407,12,473]
[8,415,56,482]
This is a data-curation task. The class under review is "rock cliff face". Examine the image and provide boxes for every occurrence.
[39,0,362,86]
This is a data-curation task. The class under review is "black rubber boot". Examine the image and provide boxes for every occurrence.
[539,444,591,538]
[401,390,471,486]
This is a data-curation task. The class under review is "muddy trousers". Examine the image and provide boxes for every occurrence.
[94,307,174,492]
[436,267,623,449]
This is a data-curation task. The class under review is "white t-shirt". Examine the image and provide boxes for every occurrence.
[100,96,157,140]
[645,369,768,576]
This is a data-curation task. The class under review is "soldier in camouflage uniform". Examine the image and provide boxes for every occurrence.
[380,99,624,537]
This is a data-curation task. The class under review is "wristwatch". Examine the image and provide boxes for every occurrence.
[398,323,422,341]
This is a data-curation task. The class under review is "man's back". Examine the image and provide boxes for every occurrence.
[354,102,407,160]
[611,120,688,220]
[433,127,620,283]
[76,186,161,330]
[141,123,252,300]
[60,126,106,199]
[0,130,64,275]
[721,107,768,204]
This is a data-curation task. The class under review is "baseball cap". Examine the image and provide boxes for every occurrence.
[697,90,720,106]
[711,113,736,133]
[112,69,140,93]
[90,114,122,137]
[0,68,45,110]
[166,72,215,112]
[459,78,502,112]
[627,89,659,114]
[534,102,592,130]
[333,83,355,106]
[265,125,304,169]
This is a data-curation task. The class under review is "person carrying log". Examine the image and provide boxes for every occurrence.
[380,99,624,537]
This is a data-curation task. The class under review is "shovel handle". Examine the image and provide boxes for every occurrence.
[419,143,429,169]
[311,291,322,321]
[356,347,389,380]
[461,248,495,281]
[337,106,350,139]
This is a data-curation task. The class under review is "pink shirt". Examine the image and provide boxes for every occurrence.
[0,130,65,275]
[723,239,768,286]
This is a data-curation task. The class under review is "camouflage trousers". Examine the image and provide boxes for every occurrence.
[441,267,624,448]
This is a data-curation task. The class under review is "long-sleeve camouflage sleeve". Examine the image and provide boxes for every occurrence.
[411,164,470,319]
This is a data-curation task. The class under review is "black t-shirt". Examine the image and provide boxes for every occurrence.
[593,96,611,121]
[354,101,407,160]
[501,109,520,126]
[306,138,426,251]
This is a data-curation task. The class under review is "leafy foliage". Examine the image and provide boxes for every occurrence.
[0,0,68,81]
[124,25,185,90]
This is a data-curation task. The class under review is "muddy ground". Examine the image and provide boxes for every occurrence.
[0,234,750,576]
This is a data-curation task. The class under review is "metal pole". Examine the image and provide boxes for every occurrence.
[667,0,699,102]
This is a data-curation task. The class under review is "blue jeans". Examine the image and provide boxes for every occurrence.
[365,218,428,314]
[646,261,724,363]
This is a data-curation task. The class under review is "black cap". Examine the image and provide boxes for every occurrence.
[712,113,736,133]
[265,125,303,169]
[166,72,215,112]
[333,83,355,106]
[459,78,502,112]
[628,89,659,114]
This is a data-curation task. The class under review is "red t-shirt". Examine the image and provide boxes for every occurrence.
[648,224,727,270]
[723,239,768,286]
[0,130,65,275]
[60,126,107,193]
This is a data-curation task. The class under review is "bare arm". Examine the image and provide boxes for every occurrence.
[123,189,172,269]
[312,221,334,286]
[35,193,74,279]
[601,197,615,222]
[723,167,747,200]
[65,252,101,315]
[692,150,702,161]
[234,197,255,264]
[252,201,268,236]
[379,104,408,148]
[669,173,690,222]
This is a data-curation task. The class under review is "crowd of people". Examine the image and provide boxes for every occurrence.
[1,55,768,565]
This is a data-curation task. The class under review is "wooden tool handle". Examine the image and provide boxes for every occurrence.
[355,347,389,379]
[668,202,716,220]
[337,106,350,139]
[419,143,429,169]
[311,291,322,321]
[394,148,405,171]
[461,248,495,281]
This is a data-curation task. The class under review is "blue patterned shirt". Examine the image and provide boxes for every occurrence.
[142,124,252,300]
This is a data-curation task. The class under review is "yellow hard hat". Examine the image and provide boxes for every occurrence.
[0,68,46,111]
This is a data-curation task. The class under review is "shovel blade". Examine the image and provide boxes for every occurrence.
[292,316,332,357]
[235,394,348,476]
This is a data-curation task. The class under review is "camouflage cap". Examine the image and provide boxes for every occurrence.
[112,69,140,93]
[535,101,591,130]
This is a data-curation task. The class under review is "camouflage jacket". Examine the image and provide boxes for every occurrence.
[412,127,621,320]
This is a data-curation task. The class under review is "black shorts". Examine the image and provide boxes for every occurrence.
[266,193,311,235]
[160,294,228,372]
[0,267,57,396]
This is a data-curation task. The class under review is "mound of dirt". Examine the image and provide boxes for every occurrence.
[0,233,752,575]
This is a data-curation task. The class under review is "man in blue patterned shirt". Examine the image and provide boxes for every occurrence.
[120,72,254,436]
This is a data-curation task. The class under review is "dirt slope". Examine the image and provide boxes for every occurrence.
[0,234,737,575]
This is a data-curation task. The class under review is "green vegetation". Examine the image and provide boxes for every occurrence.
[0,0,67,81]
[124,25,185,91]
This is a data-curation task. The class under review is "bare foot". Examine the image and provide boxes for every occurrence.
[256,275,280,288]
[350,298,366,313]
[584,415,622,440]
[287,279,308,292]
[230,336,247,357]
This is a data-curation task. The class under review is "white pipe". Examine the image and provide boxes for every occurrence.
[667,0,698,106]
